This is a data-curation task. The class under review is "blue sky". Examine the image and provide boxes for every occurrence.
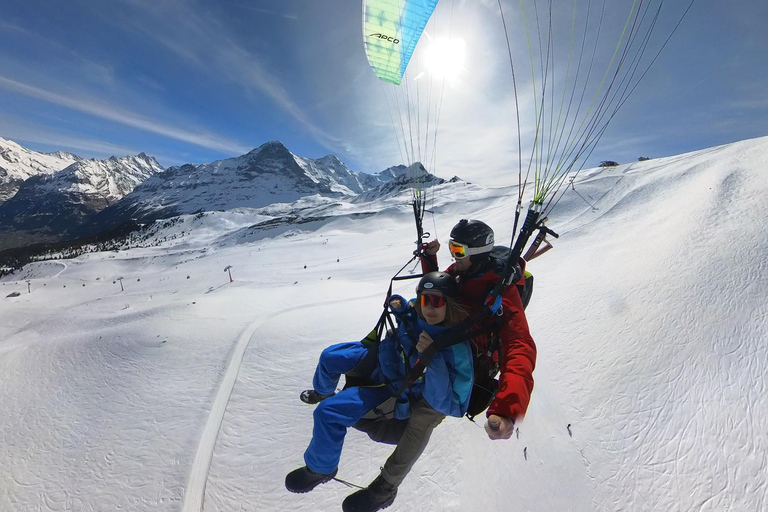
[0,0,766,185]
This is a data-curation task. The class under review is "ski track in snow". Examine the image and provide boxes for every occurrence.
[182,316,266,512]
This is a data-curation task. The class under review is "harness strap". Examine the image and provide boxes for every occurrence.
[390,305,495,399]
[333,477,365,490]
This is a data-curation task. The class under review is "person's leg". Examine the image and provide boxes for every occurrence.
[341,398,445,511]
[380,397,445,486]
[304,386,392,473]
[312,342,369,395]
[352,417,408,445]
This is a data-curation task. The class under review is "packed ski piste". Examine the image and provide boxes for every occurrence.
[283,1,696,511]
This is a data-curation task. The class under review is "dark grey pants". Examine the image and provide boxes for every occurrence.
[353,397,445,487]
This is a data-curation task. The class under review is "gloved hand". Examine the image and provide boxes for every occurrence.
[485,414,515,440]
[416,331,434,353]
[423,240,441,256]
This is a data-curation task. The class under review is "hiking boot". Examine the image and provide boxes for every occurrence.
[285,465,338,493]
[341,474,398,512]
[300,389,335,404]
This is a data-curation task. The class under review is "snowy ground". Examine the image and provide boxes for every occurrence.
[2,137,767,511]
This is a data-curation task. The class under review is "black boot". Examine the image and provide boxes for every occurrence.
[285,466,337,493]
[342,474,398,512]
[300,389,335,404]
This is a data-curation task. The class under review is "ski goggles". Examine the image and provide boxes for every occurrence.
[448,240,494,260]
[420,294,446,309]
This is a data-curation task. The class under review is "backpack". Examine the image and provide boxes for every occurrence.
[487,245,534,309]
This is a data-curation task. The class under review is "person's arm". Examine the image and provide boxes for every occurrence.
[486,288,536,438]
[419,240,440,273]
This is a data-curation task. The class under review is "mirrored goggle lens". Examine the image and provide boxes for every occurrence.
[448,240,468,259]
[420,294,445,308]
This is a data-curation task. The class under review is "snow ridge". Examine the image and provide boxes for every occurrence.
[0,137,82,202]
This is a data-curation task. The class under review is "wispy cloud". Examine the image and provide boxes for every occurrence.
[0,19,116,87]
[727,98,768,110]
[0,118,140,159]
[232,4,299,20]
[0,75,250,155]
[0,20,28,35]
[726,93,768,111]
[111,0,343,152]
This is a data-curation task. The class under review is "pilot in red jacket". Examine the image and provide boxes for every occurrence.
[421,219,536,440]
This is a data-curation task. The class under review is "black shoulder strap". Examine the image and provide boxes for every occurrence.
[391,305,495,398]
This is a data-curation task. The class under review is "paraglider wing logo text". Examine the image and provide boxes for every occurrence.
[369,33,400,45]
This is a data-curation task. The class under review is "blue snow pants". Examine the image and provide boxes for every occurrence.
[304,342,393,474]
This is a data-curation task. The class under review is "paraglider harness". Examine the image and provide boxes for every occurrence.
[343,207,558,421]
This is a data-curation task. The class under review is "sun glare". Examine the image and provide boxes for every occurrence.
[425,37,466,81]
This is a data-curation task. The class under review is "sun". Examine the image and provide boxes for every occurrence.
[424,37,466,81]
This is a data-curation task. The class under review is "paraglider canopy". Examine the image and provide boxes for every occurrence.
[363,0,440,85]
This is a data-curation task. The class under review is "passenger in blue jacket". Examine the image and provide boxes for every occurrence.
[286,272,472,511]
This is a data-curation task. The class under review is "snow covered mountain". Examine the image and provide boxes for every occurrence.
[0,137,82,202]
[88,141,418,232]
[0,153,163,249]
[99,141,398,218]
[352,162,452,204]
[0,139,442,251]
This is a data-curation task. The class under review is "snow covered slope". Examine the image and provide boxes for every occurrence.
[1,136,766,512]
[0,137,82,202]
[0,154,163,248]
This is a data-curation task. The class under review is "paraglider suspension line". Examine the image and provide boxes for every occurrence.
[333,477,365,490]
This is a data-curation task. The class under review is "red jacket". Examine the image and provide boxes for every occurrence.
[422,254,536,421]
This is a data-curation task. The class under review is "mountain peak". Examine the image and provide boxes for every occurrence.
[317,154,343,165]
[245,140,290,157]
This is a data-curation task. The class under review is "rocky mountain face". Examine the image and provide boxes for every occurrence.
[0,153,163,249]
[351,162,448,203]
[0,137,82,203]
[88,141,408,229]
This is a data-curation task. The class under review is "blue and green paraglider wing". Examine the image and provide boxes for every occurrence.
[363,0,439,85]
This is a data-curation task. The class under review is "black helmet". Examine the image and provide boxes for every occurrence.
[449,219,495,259]
[450,219,494,248]
[416,271,458,297]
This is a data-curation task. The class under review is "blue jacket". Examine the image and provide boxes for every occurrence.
[377,295,474,418]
